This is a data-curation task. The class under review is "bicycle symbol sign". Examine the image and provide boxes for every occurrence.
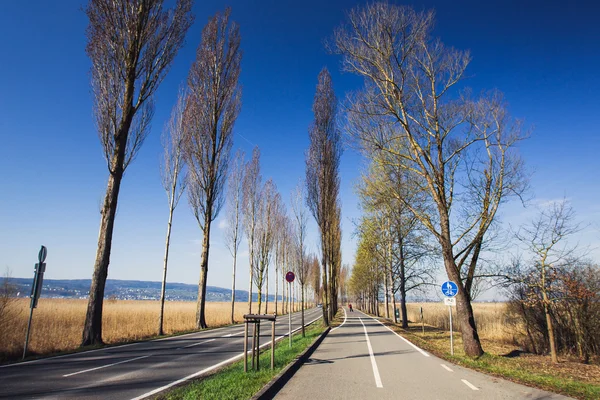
[441,281,458,297]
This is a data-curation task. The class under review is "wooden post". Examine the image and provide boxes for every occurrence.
[271,318,275,369]
[244,320,248,372]
[256,321,261,371]
[251,321,256,369]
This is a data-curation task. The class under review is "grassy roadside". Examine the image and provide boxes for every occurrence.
[380,320,600,400]
[156,320,326,400]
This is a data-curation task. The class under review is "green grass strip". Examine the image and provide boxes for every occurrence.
[398,326,600,400]
[445,353,600,400]
[159,321,325,400]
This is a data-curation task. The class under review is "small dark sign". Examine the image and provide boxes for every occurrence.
[285,271,295,283]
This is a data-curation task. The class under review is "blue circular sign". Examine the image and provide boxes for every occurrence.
[441,281,458,297]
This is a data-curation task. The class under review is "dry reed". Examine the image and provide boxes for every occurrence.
[379,302,519,343]
[0,298,305,360]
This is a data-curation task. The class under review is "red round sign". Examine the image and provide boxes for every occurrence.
[285,271,295,283]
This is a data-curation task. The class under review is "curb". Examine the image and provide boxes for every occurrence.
[251,326,331,400]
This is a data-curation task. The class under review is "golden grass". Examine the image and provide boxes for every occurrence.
[379,302,520,343]
[0,298,305,361]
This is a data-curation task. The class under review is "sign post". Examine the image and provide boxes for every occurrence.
[23,245,47,360]
[441,281,458,356]
[285,271,295,348]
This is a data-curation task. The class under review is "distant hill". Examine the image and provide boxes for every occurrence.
[7,278,282,302]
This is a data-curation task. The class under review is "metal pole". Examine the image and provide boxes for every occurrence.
[22,306,35,360]
[271,319,275,370]
[449,305,454,355]
[421,307,424,336]
[244,320,248,372]
[288,283,292,348]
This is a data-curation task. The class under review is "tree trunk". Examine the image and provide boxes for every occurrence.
[230,251,237,324]
[400,283,408,329]
[275,268,278,315]
[384,264,390,319]
[390,263,397,323]
[257,284,262,314]
[385,218,390,319]
[82,157,124,346]
[322,251,329,326]
[328,260,335,322]
[440,222,484,358]
[196,213,212,329]
[248,231,254,314]
[265,264,269,313]
[543,298,559,363]
[301,283,305,337]
[455,287,483,357]
[158,196,176,336]
[283,273,287,314]
[399,242,408,328]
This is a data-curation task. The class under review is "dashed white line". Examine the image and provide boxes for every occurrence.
[130,313,323,400]
[359,318,383,388]
[182,339,216,349]
[222,331,244,338]
[462,379,479,390]
[0,343,139,369]
[368,315,430,357]
[63,355,150,377]
[440,364,453,372]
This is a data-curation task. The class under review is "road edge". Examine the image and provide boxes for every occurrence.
[251,326,331,400]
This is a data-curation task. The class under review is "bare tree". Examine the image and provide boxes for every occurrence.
[274,204,290,315]
[243,147,262,313]
[291,181,310,335]
[254,179,281,313]
[306,68,342,326]
[511,200,582,363]
[158,90,188,335]
[184,8,241,329]
[357,155,436,327]
[224,150,245,324]
[82,0,193,346]
[335,3,527,357]
[279,218,294,314]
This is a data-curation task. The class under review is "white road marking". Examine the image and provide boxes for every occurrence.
[152,324,237,342]
[222,331,244,338]
[359,318,383,388]
[368,315,430,357]
[462,379,479,390]
[331,307,347,332]
[63,355,150,377]
[130,313,323,400]
[440,364,453,372]
[3,308,319,370]
[0,343,139,369]
[182,339,216,349]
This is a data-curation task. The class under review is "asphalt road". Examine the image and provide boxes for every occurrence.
[0,307,322,400]
[275,308,572,400]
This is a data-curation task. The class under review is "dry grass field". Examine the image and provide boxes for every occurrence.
[380,302,518,343]
[0,298,305,361]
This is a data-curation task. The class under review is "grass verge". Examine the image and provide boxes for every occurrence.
[381,320,600,400]
[157,320,326,400]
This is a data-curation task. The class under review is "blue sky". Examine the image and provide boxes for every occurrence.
[0,0,598,299]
